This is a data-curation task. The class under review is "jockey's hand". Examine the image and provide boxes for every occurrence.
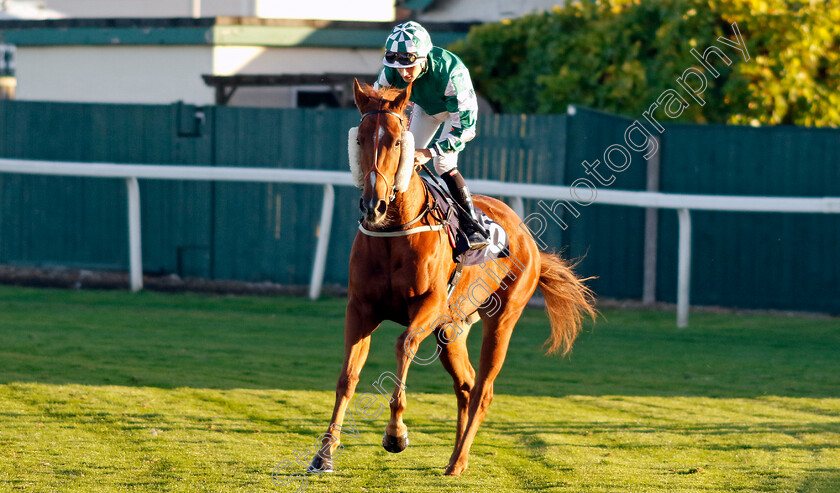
[414,149,432,165]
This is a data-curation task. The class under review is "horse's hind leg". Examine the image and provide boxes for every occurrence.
[437,322,475,445]
[445,303,526,476]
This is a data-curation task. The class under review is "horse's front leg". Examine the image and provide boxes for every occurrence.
[382,293,444,453]
[308,300,380,473]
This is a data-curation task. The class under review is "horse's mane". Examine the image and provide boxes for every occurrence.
[359,84,406,110]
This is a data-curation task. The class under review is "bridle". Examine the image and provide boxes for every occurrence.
[359,104,405,202]
[357,104,448,237]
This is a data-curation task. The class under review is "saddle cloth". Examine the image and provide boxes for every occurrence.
[422,177,510,266]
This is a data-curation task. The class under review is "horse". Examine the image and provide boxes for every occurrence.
[309,79,595,477]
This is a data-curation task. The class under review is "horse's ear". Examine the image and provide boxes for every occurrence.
[353,78,368,113]
[392,83,412,113]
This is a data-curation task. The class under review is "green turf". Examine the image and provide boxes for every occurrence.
[0,285,838,492]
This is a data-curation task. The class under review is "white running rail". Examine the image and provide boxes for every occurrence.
[2,158,839,327]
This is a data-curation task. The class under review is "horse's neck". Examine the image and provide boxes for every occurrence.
[384,173,426,227]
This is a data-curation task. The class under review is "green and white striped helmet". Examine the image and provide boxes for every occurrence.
[383,21,433,68]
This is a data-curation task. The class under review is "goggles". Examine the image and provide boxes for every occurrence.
[385,51,425,66]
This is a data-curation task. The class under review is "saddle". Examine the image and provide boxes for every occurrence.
[422,177,510,267]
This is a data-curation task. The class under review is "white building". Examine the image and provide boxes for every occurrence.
[0,1,65,20]
[1,0,397,22]
[0,17,474,107]
[415,0,566,23]
[2,0,566,23]
[0,0,565,107]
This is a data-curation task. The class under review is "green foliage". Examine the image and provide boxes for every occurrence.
[450,0,840,127]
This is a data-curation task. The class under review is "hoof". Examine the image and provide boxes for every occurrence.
[307,454,334,474]
[445,461,467,476]
[382,431,409,453]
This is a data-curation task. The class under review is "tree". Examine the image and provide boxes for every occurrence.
[449,0,840,127]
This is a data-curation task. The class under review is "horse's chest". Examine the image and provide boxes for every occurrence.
[354,257,436,299]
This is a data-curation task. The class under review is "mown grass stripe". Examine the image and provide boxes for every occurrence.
[0,286,838,491]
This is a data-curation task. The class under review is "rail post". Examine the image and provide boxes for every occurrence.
[509,196,525,219]
[309,184,335,300]
[676,208,692,328]
[126,177,143,292]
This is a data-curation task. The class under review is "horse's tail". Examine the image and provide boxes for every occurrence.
[537,251,596,356]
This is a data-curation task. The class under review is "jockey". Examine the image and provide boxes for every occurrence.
[374,21,488,250]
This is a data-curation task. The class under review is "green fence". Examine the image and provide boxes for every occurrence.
[0,100,837,313]
[563,107,649,300]
[0,101,212,276]
[656,124,840,313]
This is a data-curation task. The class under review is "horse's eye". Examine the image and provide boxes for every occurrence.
[356,139,361,145]
[394,141,401,148]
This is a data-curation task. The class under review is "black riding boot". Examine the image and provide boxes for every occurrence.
[441,170,489,250]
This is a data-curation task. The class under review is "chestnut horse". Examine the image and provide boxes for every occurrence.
[310,80,594,477]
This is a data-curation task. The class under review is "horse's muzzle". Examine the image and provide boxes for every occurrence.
[382,431,409,453]
[360,197,388,224]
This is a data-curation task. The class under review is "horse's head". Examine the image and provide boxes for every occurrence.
[349,79,415,225]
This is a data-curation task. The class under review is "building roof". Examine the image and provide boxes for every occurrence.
[0,17,474,48]
[400,0,438,12]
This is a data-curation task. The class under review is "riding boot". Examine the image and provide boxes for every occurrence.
[454,185,490,250]
[440,170,489,250]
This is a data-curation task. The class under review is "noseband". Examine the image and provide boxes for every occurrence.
[360,107,406,202]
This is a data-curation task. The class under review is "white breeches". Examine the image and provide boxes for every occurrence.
[408,104,459,174]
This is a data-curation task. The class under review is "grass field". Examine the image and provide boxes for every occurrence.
[0,285,839,492]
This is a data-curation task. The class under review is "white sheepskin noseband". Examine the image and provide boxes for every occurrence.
[394,130,415,193]
[347,127,415,193]
[348,126,363,189]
